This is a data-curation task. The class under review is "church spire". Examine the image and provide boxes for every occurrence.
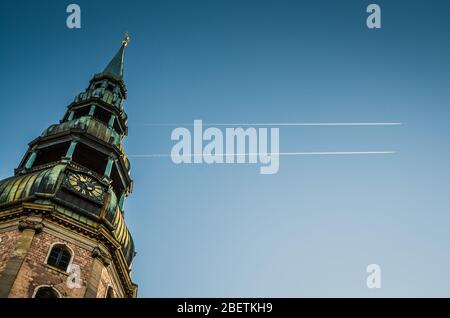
[102,33,131,79]
[0,35,137,298]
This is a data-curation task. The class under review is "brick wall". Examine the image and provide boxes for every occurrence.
[8,230,94,298]
[0,231,21,274]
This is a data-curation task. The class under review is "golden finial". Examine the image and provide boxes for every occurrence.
[122,32,131,47]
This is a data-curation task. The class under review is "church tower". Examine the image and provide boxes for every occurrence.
[0,35,137,298]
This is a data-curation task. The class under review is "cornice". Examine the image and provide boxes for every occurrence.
[0,203,137,297]
[18,219,44,233]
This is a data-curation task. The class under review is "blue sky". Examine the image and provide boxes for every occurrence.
[1,0,450,297]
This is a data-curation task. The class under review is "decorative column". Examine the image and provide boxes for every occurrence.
[24,150,38,169]
[104,157,115,178]
[0,220,43,298]
[62,141,78,162]
[118,192,126,210]
[84,247,111,298]
[67,111,75,121]
[108,115,116,128]
[88,105,96,117]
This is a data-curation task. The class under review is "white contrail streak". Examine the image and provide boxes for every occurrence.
[128,151,396,158]
[141,122,402,127]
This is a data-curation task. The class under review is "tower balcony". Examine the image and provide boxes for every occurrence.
[42,116,122,149]
[75,86,124,110]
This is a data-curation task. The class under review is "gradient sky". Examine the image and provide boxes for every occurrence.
[1,0,450,297]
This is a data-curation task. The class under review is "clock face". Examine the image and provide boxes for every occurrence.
[67,172,104,201]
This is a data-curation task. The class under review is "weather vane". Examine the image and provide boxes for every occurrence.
[122,32,131,47]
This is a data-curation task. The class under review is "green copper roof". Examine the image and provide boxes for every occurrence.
[0,163,135,266]
[102,44,126,79]
[0,165,65,205]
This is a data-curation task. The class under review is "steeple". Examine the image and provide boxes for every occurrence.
[0,35,138,298]
[103,45,125,78]
[102,33,131,79]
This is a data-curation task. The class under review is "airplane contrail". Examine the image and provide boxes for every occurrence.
[141,122,402,127]
[128,151,396,158]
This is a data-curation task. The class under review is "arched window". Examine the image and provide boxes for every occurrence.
[46,244,72,272]
[34,286,60,298]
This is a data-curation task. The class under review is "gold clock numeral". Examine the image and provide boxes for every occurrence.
[67,172,103,200]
